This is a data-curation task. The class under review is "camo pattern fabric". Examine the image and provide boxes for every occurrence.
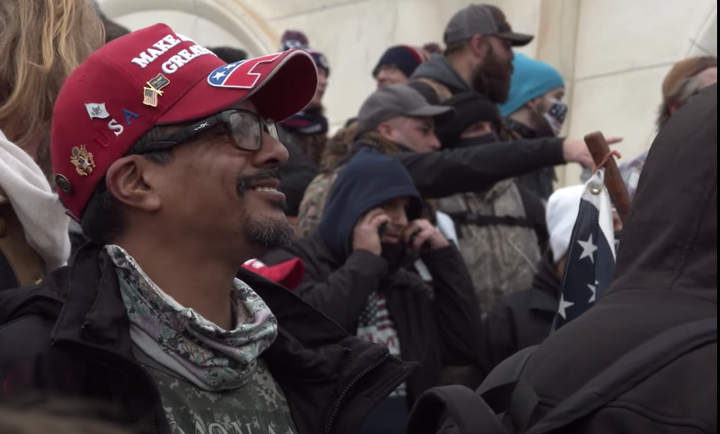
[296,169,341,238]
[438,180,541,316]
[107,244,279,391]
[144,357,297,434]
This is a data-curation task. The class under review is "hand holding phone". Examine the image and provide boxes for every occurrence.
[404,220,450,251]
[352,209,390,256]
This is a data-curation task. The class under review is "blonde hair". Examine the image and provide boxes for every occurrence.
[0,0,104,151]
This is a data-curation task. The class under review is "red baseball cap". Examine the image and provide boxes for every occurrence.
[242,258,306,290]
[52,23,318,221]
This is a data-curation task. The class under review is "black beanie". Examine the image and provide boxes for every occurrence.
[373,46,431,79]
[436,92,503,148]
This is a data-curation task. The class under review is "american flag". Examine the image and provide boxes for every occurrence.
[554,170,618,331]
[143,74,170,107]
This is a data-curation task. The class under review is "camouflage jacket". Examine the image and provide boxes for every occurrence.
[438,180,542,316]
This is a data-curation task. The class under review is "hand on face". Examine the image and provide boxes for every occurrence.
[352,208,391,256]
[403,219,449,251]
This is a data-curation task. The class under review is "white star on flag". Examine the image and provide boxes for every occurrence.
[578,234,599,263]
[558,295,575,320]
[588,280,600,303]
[212,71,227,80]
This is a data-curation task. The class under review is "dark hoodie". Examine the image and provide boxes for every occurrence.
[412,55,472,96]
[523,85,717,433]
[263,150,483,404]
[319,149,424,261]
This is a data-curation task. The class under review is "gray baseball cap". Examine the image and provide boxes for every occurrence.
[444,4,534,47]
[357,85,455,135]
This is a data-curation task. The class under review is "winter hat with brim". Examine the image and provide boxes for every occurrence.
[546,185,584,263]
[499,52,565,117]
[281,30,331,76]
[357,84,455,136]
[373,46,431,79]
[444,4,534,47]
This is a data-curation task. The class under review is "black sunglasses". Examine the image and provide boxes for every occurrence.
[135,109,279,154]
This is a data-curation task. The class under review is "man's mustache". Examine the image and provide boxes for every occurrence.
[236,169,282,196]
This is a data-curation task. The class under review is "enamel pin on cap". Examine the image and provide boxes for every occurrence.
[143,73,171,107]
[70,145,96,176]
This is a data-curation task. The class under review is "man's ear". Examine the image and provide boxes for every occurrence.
[526,96,542,111]
[668,101,683,116]
[469,35,488,62]
[105,156,162,213]
[376,122,395,141]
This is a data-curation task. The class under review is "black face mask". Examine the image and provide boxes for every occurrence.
[455,132,501,149]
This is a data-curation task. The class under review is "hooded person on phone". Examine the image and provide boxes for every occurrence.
[500,53,567,201]
[262,149,481,434]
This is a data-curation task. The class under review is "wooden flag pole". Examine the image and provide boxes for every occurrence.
[584,132,633,223]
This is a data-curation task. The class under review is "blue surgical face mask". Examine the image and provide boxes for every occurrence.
[544,100,569,137]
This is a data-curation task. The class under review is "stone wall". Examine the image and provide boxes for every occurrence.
[100,0,717,186]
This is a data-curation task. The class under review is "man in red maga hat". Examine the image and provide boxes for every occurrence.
[0,24,413,434]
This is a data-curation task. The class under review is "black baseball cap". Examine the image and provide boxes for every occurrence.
[444,4,534,47]
[357,85,455,135]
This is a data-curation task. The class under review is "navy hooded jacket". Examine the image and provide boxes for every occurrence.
[319,149,424,262]
[264,150,484,402]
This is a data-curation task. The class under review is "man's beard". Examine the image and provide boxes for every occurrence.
[471,43,514,104]
[245,215,295,250]
[236,170,295,250]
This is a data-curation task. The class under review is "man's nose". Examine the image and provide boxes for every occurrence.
[253,132,289,169]
[428,134,442,150]
[394,212,409,228]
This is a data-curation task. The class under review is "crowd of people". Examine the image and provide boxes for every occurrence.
[0,1,716,434]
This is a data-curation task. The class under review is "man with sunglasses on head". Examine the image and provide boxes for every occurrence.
[0,25,413,434]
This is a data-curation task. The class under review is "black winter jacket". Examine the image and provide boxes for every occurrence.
[263,231,483,404]
[389,138,565,200]
[478,250,560,378]
[523,85,718,434]
[0,244,414,434]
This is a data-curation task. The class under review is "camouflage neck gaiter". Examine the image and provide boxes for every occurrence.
[106,245,278,391]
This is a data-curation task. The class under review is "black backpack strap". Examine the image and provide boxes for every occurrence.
[407,385,508,434]
[447,212,536,230]
[527,318,718,434]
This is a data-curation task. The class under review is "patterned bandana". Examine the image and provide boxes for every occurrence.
[106,245,278,391]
